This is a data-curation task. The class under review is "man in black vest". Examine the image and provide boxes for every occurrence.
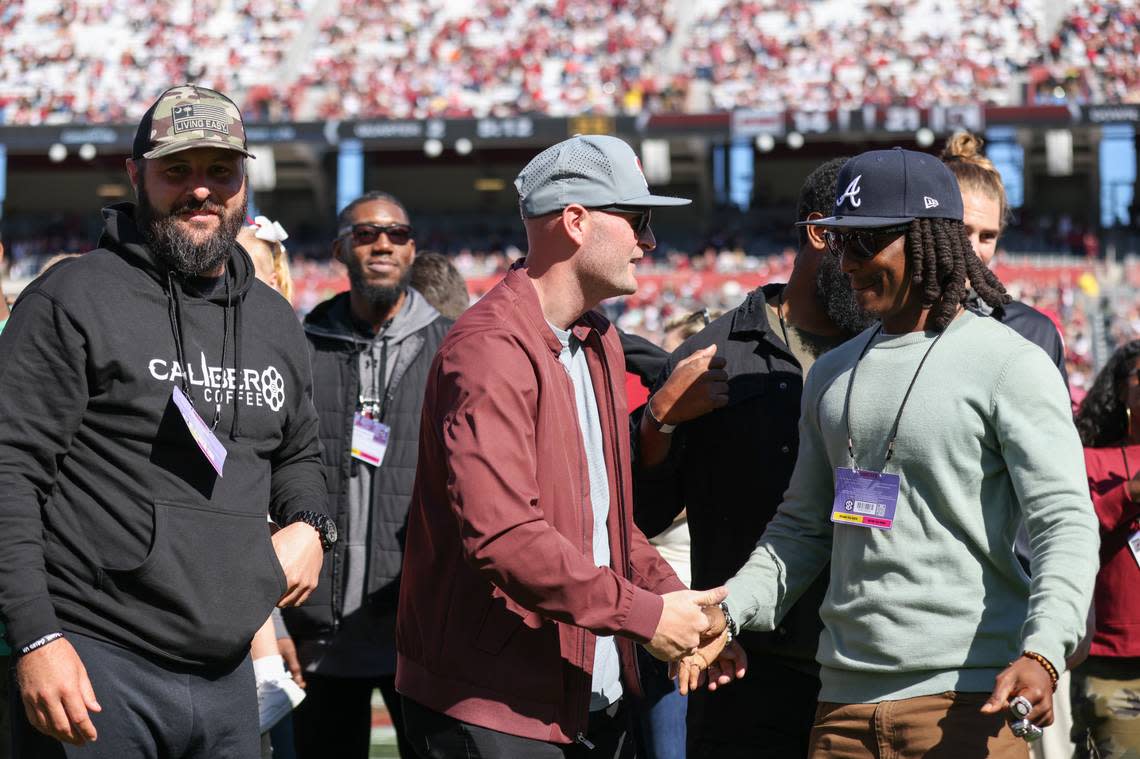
[284,192,451,759]
[633,158,872,758]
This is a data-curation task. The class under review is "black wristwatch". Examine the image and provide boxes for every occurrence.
[288,510,338,551]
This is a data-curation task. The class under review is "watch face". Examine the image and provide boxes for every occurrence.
[324,521,338,544]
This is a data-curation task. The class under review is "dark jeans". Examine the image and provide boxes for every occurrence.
[13,632,258,759]
[292,673,409,758]
[402,697,635,759]
[629,647,686,759]
[268,715,296,759]
[687,651,821,759]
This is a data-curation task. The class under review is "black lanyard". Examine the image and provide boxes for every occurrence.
[1124,446,1132,482]
[842,325,947,471]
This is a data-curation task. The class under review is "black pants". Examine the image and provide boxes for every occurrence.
[687,651,820,759]
[402,697,635,759]
[13,632,258,759]
[292,673,410,758]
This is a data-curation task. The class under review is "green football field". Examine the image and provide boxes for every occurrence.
[368,693,400,758]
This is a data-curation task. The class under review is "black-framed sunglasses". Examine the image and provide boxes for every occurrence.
[339,223,415,247]
[823,223,911,260]
[594,206,652,237]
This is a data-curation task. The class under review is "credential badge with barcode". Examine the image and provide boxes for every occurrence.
[172,104,231,134]
[831,467,901,531]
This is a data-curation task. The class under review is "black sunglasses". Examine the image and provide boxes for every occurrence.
[595,206,652,237]
[823,223,911,260]
[339,223,415,247]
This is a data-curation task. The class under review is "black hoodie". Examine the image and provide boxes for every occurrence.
[0,204,327,667]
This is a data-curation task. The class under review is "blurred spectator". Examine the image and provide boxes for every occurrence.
[1072,340,1140,759]
[239,216,295,303]
[0,0,308,125]
[409,251,469,319]
[238,218,306,759]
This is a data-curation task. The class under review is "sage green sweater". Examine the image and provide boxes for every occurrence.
[725,310,1098,703]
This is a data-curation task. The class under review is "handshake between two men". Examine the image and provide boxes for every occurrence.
[644,587,748,696]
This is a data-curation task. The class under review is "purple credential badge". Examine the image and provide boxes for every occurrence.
[172,386,227,477]
[831,467,900,530]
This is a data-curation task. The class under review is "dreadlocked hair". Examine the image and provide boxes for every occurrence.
[905,217,1010,331]
[1075,340,1140,447]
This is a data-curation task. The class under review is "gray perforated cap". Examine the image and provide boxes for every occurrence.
[515,135,691,218]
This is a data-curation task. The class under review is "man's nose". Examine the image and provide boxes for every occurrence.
[638,226,656,253]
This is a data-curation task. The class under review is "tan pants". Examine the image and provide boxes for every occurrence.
[810,692,1029,759]
[1072,657,1140,758]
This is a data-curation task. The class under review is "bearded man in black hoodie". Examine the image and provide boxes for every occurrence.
[0,86,334,759]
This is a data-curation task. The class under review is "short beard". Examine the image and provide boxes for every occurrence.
[136,174,247,277]
[815,252,876,336]
[346,262,412,315]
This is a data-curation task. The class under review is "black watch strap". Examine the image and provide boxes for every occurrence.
[288,510,338,551]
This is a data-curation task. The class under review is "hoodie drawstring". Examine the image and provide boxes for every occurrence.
[215,276,230,432]
[231,284,243,438]
[166,271,193,400]
[166,269,237,436]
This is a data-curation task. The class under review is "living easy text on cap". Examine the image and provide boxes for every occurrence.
[133,85,254,161]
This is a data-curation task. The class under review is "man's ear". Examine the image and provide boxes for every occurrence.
[804,211,827,252]
[125,158,141,197]
[560,205,589,246]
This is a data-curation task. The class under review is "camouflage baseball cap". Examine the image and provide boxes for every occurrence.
[133,85,254,160]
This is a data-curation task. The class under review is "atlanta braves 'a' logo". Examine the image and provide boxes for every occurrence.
[837,175,863,208]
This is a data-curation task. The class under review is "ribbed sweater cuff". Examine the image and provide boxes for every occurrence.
[5,596,61,653]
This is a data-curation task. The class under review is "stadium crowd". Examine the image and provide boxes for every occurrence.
[1,0,1138,125]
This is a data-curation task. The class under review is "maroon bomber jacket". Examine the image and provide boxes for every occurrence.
[396,261,684,744]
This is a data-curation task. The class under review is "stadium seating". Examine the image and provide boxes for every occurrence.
[1,0,1136,124]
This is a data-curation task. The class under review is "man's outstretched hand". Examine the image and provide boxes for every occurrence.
[673,634,749,695]
[644,587,728,661]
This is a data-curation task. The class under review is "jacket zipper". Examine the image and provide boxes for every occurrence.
[332,348,361,635]
[575,733,596,750]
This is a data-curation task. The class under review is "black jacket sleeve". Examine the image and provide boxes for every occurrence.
[0,292,89,648]
[1002,301,1070,389]
[629,352,687,539]
[268,324,328,525]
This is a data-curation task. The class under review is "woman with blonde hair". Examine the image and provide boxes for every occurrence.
[942,131,1069,383]
[238,216,305,759]
[238,216,294,304]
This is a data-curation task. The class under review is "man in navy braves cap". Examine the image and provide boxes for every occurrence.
[687,147,1099,757]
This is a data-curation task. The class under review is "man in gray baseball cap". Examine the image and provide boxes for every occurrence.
[397,136,745,757]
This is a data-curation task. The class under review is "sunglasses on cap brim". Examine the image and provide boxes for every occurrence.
[823,223,912,260]
[338,223,415,246]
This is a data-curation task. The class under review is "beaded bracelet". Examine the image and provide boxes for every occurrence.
[1021,650,1059,691]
